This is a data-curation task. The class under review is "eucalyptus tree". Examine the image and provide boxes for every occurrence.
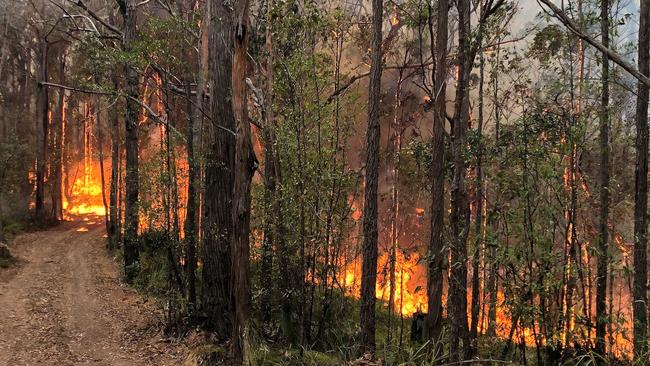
[202,0,236,337]
[595,0,611,354]
[633,0,649,357]
[360,0,384,354]
[427,0,448,346]
[121,0,141,283]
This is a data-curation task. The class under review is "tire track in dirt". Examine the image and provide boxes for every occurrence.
[0,219,188,365]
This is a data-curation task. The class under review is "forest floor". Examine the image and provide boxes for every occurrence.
[0,217,190,365]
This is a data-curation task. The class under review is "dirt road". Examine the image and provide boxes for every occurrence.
[0,218,188,365]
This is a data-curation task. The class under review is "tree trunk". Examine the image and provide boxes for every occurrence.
[123,0,140,282]
[470,48,485,351]
[486,40,501,338]
[359,0,383,354]
[595,0,610,354]
[35,41,48,221]
[231,0,255,361]
[185,0,209,309]
[259,0,284,336]
[185,78,198,308]
[202,0,236,338]
[388,68,403,341]
[260,17,292,338]
[449,0,471,359]
[633,0,649,358]
[97,98,110,234]
[52,50,65,221]
[427,0,447,346]
[18,48,32,217]
[109,75,120,248]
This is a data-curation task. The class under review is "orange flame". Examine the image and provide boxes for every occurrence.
[342,250,427,316]
[63,162,107,218]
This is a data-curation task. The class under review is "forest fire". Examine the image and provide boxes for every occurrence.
[340,247,634,358]
[62,162,107,218]
[342,250,427,316]
[2,0,648,362]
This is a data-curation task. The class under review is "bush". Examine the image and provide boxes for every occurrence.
[134,230,180,298]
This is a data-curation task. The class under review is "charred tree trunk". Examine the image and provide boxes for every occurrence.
[35,41,49,221]
[359,0,383,354]
[595,0,610,355]
[202,0,236,338]
[426,0,447,346]
[123,0,141,283]
[449,0,471,359]
[633,0,649,358]
[231,0,255,361]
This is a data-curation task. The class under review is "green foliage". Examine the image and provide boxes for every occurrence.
[133,230,182,302]
[247,0,363,351]
[253,347,342,365]
[0,216,26,238]
[0,133,33,225]
[138,135,188,233]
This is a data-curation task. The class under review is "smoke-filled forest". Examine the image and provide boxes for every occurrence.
[0,0,649,364]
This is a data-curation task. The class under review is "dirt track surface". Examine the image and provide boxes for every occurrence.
[0,218,188,365]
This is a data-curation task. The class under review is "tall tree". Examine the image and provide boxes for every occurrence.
[470,44,485,350]
[108,75,120,249]
[426,0,448,346]
[486,40,500,338]
[449,0,472,359]
[184,77,198,307]
[122,0,140,282]
[183,0,208,310]
[359,0,383,354]
[52,49,65,221]
[633,0,649,358]
[202,0,236,337]
[230,0,255,361]
[35,40,49,221]
[97,97,110,234]
[259,0,273,328]
[595,0,610,354]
